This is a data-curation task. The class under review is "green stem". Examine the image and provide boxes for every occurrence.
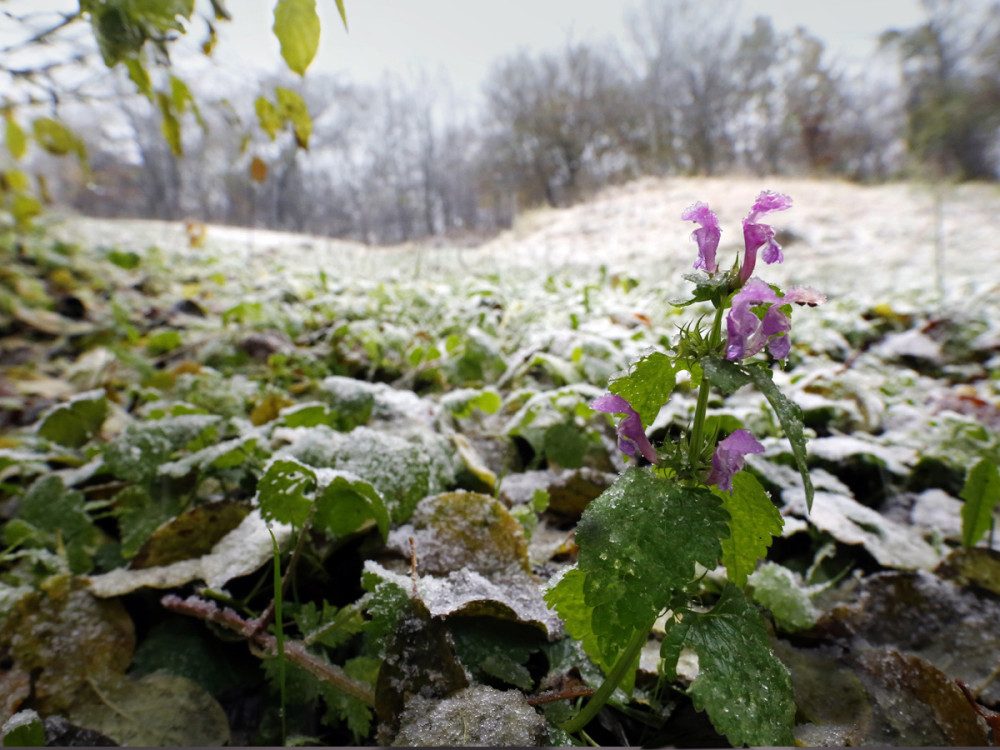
[559,623,651,735]
[688,305,726,470]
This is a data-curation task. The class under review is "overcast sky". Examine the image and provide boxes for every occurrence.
[206,0,927,98]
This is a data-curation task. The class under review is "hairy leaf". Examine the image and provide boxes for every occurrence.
[662,585,795,746]
[273,0,321,76]
[960,459,1000,547]
[700,354,751,395]
[609,351,677,428]
[743,366,814,511]
[716,472,783,587]
[550,468,728,668]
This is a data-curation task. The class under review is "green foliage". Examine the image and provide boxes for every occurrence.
[608,351,677,428]
[257,459,317,528]
[82,0,195,66]
[662,585,796,746]
[748,562,819,632]
[547,468,729,670]
[1,712,45,747]
[313,476,390,541]
[12,476,97,574]
[743,365,815,511]
[37,390,108,448]
[716,472,783,587]
[5,117,28,160]
[273,0,322,76]
[101,415,222,483]
[960,459,1000,547]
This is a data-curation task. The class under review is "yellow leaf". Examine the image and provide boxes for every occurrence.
[273,0,321,76]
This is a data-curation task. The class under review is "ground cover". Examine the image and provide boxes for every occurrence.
[2,176,1000,746]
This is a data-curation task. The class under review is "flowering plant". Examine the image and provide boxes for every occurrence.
[546,191,823,745]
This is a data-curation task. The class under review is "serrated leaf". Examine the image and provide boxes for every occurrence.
[545,569,611,673]
[663,585,796,746]
[321,656,377,740]
[743,365,814,511]
[273,0,320,75]
[960,459,1000,547]
[609,351,677,428]
[275,87,311,148]
[17,475,97,574]
[313,475,389,541]
[255,96,280,140]
[37,390,108,448]
[257,459,317,527]
[5,117,27,160]
[551,468,729,669]
[715,472,783,587]
[295,599,366,648]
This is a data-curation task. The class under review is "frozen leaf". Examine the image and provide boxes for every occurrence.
[1,710,44,747]
[68,671,230,747]
[662,585,796,747]
[784,490,940,570]
[748,561,819,632]
[37,390,107,448]
[0,583,134,714]
[87,509,292,595]
[451,618,544,690]
[936,546,1000,595]
[391,685,550,747]
[130,500,249,569]
[960,458,1000,547]
[257,458,317,527]
[102,415,221,483]
[608,351,677,428]
[441,387,502,418]
[113,485,183,559]
[15,475,97,574]
[273,0,320,76]
[548,468,728,666]
[716,471,783,587]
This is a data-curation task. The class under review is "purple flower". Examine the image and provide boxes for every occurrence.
[682,201,722,274]
[591,393,658,463]
[725,280,826,361]
[740,191,792,283]
[706,429,764,493]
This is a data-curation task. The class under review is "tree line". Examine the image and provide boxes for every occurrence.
[11,0,1000,244]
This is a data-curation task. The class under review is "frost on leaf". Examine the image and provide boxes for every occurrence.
[662,584,796,747]
[129,500,249,569]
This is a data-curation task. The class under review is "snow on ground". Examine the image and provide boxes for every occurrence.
[54,176,1000,304]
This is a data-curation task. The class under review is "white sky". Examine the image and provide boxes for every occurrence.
[206,0,928,98]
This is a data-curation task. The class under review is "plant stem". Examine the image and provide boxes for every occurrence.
[559,623,651,735]
[687,304,726,470]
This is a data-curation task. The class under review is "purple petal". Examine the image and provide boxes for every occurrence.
[725,279,788,361]
[682,201,722,274]
[591,394,658,463]
[705,429,765,493]
[740,191,792,282]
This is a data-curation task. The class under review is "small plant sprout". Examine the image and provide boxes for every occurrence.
[549,191,824,744]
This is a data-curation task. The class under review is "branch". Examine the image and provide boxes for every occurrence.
[161,593,376,707]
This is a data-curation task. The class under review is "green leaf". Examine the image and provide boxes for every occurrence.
[124,59,152,99]
[257,459,317,527]
[157,92,183,156]
[256,96,280,140]
[716,472,783,587]
[2,710,45,747]
[700,354,751,395]
[743,365,815,511]
[11,193,42,227]
[16,476,97,574]
[5,118,27,160]
[113,485,183,559]
[107,249,141,269]
[544,421,586,469]
[334,0,347,29]
[960,459,1000,547]
[146,329,182,355]
[273,0,321,76]
[748,562,819,632]
[275,87,312,148]
[102,416,221,483]
[37,391,108,448]
[321,656,378,741]
[608,351,677,428]
[662,585,796,746]
[295,600,366,648]
[312,475,389,541]
[451,619,542,691]
[548,468,729,670]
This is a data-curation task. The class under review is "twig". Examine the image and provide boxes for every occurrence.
[161,593,376,706]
